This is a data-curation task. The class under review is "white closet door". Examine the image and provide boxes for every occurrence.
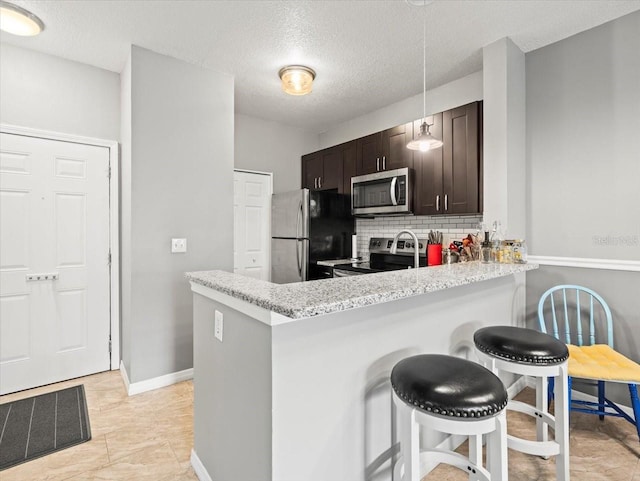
[0,133,111,394]
[233,171,271,281]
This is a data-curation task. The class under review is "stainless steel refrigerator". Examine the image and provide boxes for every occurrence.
[271,189,354,284]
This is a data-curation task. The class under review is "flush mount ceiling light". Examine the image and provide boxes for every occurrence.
[278,65,316,96]
[0,1,45,36]
[406,0,443,152]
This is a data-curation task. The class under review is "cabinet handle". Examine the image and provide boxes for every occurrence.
[319,177,322,188]
[314,177,317,189]
[444,194,448,211]
[436,195,440,211]
[376,158,380,171]
[383,156,386,170]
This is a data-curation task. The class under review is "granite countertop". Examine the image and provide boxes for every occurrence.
[186,261,538,320]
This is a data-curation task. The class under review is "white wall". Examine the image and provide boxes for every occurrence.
[483,38,526,239]
[318,71,483,149]
[525,11,640,408]
[526,10,640,260]
[0,43,120,141]
[235,114,319,194]
[121,46,234,383]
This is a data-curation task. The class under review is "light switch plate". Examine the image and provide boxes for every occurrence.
[214,310,223,342]
[171,238,187,253]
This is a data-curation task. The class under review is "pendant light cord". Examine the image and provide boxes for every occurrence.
[422,1,426,123]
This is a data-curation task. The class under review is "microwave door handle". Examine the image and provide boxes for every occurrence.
[390,177,398,206]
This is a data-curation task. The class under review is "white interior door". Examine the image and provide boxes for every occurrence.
[0,133,111,394]
[233,170,271,280]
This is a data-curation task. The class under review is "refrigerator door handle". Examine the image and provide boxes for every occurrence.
[296,201,303,277]
[390,176,398,206]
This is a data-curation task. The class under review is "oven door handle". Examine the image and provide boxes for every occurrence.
[390,176,398,206]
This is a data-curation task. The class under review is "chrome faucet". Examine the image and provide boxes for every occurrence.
[391,229,420,269]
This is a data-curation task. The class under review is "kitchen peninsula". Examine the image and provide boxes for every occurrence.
[186,262,537,481]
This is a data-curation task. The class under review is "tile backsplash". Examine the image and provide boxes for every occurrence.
[355,214,483,259]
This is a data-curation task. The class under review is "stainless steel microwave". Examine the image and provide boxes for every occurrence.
[351,167,412,216]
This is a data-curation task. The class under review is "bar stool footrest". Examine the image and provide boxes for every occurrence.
[507,435,560,457]
[508,399,556,428]
[394,449,492,481]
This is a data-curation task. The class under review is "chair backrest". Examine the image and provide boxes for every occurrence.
[537,285,614,347]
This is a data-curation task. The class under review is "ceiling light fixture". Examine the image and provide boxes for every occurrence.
[406,0,442,152]
[0,1,45,36]
[278,65,316,96]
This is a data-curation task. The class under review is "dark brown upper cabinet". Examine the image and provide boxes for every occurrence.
[413,113,444,215]
[356,123,413,175]
[301,141,355,194]
[413,102,481,215]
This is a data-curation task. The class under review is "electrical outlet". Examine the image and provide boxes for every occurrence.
[171,238,187,253]
[214,310,223,342]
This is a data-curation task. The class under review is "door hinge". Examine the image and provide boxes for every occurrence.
[109,338,112,354]
[108,166,111,179]
[108,251,112,266]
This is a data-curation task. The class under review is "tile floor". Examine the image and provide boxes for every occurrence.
[1,371,638,481]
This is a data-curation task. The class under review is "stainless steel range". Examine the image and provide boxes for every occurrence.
[332,237,427,277]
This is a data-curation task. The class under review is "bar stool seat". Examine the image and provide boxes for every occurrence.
[391,354,508,481]
[474,326,569,365]
[474,326,570,481]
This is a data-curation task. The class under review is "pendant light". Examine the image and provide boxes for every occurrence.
[0,1,45,36]
[406,1,442,152]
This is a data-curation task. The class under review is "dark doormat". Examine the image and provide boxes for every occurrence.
[0,385,91,470]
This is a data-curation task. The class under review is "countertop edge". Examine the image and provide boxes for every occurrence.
[186,262,538,321]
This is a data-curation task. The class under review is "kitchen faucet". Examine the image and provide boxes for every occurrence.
[391,229,420,269]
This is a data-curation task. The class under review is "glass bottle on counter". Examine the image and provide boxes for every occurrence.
[481,231,492,263]
[512,239,528,264]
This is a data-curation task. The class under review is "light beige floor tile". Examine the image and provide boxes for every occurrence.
[2,378,638,480]
[66,442,182,481]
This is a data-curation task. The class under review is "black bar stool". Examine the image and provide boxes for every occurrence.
[391,354,508,481]
[474,326,570,481]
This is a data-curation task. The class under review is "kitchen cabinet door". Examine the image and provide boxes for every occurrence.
[342,141,357,195]
[413,114,444,215]
[442,102,480,214]
[356,132,381,175]
[320,148,342,191]
[302,152,322,190]
[382,122,414,171]
[302,147,344,191]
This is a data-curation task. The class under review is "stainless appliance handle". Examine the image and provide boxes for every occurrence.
[383,156,386,170]
[436,195,440,211]
[296,201,303,277]
[390,176,398,206]
[444,194,448,211]
[376,158,380,171]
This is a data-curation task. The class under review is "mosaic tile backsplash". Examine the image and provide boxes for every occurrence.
[355,214,483,259]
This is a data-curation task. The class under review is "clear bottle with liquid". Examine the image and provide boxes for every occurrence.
[481,231,492,263]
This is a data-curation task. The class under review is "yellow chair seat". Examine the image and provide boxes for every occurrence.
[568,344,640,383]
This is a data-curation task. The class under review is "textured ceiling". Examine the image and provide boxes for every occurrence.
[2,0,639,133]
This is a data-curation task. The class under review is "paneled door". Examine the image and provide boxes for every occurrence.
[0,133,111,394]
[233,170,272,281]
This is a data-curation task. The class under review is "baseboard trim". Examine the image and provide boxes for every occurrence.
[528,255,640,272]
[524,377,635,418]
[119,360,130,393]
[191,449,213,481]
[119,361,193,396]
